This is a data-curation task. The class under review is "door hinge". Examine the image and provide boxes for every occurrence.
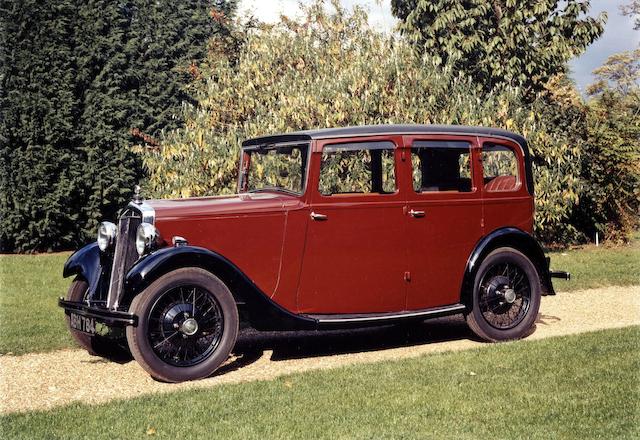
[404,271,411,282]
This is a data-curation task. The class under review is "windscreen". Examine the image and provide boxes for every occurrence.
[239,143,309,195]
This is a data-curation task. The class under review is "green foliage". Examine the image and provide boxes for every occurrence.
[0,0,237,252]
[0,0,84,252]
[528,75,587,243]
[140,1,582,242]
[390,0,606,96]
[587,49,640,96]
[575,51,640,242]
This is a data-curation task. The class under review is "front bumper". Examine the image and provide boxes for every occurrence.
[58,298,137,327]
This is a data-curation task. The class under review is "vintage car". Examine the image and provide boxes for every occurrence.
[59,124,569,382]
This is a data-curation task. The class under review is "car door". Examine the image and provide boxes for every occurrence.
[403,135,483,310]
[296,137,408,314]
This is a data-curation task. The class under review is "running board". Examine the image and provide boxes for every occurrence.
[307,303,467,326]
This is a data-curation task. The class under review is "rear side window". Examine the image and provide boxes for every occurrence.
[319,141,396,195]
[411,141,472,192]
[482,143,520,192]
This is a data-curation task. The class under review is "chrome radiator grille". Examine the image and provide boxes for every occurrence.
[106,207,142,310]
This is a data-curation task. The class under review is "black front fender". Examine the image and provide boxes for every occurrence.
[460,227,555,308]
[63,242,104,295]
[124,246,316,331]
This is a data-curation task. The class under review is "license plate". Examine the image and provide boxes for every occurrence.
[69,313,96,335]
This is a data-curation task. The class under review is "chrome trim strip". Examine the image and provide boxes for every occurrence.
[312,304,466,323]
[129,201,155,224]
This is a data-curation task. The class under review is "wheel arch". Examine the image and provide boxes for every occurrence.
[63,242,104,294]
[460,227,554,309]
[124,246,316,331]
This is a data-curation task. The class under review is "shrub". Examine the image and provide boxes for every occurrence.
[140,1,583,244]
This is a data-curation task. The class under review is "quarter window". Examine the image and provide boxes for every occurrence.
[319,141,396,195]
[411,141,472,193]
[482,144,520,192]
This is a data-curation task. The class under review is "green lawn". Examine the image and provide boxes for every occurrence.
[2,326,638,439]
[0,236,638,355]
[0,253,73,354]
[548,234,640,291]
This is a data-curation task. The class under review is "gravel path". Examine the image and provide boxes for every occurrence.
[1,285,638,414]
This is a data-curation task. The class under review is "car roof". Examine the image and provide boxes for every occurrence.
[241,124,527,147]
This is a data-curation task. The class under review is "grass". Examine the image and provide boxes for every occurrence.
[0,235,637,355]
[0,253,73,354]
[1,326,638,439]
[548,233,640,291]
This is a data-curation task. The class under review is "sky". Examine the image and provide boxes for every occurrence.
[238,0,638,93]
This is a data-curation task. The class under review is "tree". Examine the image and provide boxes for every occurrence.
[0,0,237,252]
[140,0,583,244]
[0,0,84,251]
[621,0,640,30]
[587,49,640,96]
[390,0,606,96]
[576,49,640,241]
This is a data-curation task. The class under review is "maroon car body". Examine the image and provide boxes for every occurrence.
[59,125,568,382]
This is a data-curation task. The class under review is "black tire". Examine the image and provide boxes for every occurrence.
[126,268,239,383]
[466,247,541,342]
[65,279,127,357]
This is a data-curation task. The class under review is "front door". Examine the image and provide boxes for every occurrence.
[403,135,483,309]
[297,138,407,314]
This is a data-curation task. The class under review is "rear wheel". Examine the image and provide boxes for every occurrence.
[466,248,541,341]
[126,268,239,383]
[65,279,127,357]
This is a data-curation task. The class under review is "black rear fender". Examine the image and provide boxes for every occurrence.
[460,227,555,309]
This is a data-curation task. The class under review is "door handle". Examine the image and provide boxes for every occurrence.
[409,209,425,218]
[310,211,328,221]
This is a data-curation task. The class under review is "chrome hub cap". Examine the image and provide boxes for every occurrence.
[181,318,199,336]
[503,287,516,304]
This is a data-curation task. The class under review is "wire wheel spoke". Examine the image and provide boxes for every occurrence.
[147,285,224,367]
[479,262,531,330]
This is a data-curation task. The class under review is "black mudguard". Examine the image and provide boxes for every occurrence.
[63,243,106,295]
[460,227,555,309]
[124,245,317,331]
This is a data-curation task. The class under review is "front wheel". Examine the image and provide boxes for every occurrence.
[466,247,541,342]
[126,268,239,382]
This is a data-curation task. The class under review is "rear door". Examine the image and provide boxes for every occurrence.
[403,135,483,309]
[296,137,408,314]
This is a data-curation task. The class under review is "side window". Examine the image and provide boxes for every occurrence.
[482,143,520,192]
[411,141,472,193]
[319,141,396,195]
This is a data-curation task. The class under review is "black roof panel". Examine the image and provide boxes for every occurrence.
[241,124,527,147]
